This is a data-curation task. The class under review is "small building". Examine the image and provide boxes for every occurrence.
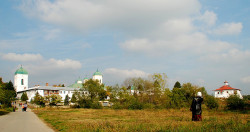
[214,81,243,99]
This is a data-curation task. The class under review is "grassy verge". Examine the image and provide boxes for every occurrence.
[0,109,10,116]
[34,108,249,132]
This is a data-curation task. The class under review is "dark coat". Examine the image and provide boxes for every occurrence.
[190,96,203,115]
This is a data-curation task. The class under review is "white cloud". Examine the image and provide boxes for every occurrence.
[200,49,250,64]
[1,53,43,62]
[241,76,250,84]
[1,53,82,75]
[19,0,201,33]
[197,11,217,26]
[103,68,149,84]
[212,22,243,35]
[120,32,235,56]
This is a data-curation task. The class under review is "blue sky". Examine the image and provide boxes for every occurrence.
[0,0,249,95]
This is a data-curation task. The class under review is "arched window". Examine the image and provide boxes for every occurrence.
[21,79,24,85]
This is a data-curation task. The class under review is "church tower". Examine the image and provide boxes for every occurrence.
[14,66,28,92]
[92,69,103,84]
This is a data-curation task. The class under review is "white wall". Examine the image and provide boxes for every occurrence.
[14,74,28,92]
[93,75,103,84]
[214,90,243,99]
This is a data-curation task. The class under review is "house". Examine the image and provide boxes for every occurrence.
[214,81,243,99]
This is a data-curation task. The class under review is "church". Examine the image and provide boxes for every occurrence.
[214,81,243,99]
[14,66,103,102]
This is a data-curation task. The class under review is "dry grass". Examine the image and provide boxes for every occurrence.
[33,108,249,132]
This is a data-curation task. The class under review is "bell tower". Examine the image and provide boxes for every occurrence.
[14,65,28,92]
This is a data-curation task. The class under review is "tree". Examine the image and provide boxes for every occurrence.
[83,79,105,100]
[64,94,69,105]
[33,92,45,106]
[173,81,181,88]
[21,92,28,101]
[226,95,245,110]
[71,93,77,103]
[205,95,219,109]
[0,80,16,107]
[150,73,168,90]
[45,94,62,106]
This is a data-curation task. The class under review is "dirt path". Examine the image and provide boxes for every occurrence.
[0,104,54,132]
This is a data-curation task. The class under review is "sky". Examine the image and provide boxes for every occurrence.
[0,0,249,95]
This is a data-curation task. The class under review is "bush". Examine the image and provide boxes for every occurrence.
[91,101,103,109]
[205,95,219,109]
[128,101,143,110]
[226,95,245,110]
[112,102,123,109]
[143,103,155,109]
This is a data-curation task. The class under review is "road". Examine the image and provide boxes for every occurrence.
[0,104,54,132]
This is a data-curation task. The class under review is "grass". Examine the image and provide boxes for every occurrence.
[33,108,250,132]
[0,109,10,116]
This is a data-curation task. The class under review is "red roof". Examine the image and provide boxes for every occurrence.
[214,85,240,91]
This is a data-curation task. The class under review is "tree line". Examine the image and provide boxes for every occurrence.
[0,78,16,108]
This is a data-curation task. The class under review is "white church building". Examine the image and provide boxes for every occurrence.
[214,81,243,99]
[14,66,103,102]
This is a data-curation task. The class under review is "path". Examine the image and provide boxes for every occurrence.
[0,103,54,132]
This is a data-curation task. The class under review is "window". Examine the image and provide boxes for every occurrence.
[21,79,24,85]
[217,92,219,94]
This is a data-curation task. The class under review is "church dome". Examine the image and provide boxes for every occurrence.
[15,66,28,75]
[93,69,102,76]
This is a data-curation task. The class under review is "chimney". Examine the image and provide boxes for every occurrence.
[46,83,49,86]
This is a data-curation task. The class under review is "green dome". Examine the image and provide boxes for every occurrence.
[15,66,28,75]
[68,83,83,88]
[93,69,102,76]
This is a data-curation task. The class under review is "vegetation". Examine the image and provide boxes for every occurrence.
[21,92,28,101]
[34,108,250,132]
[226,95,246,110]
[0,78,16,108]
[64,94,69,105]
[32,92,45,107]
[45,94,62,106]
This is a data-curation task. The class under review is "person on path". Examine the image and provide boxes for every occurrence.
[23,103,27,112]
[190,92,203,121]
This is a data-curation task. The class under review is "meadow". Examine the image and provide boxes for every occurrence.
[34,108,249,132]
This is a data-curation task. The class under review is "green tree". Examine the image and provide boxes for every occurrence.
[173,81,181,88]
[205,95,219,109]
[45,94,62,106]
[0,80,16,107]
[21,92,28,101]
[71,93,77,103]
[64,94,69,105]
[83,79,105,100]
[33,92,45,106]
[226,95,245,110]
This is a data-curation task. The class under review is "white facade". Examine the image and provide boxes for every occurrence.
[214,81,243,99]
[214,89,243,99]
[93,75,103,84]
[14,73,28,92]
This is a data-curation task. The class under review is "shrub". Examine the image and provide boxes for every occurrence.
[128,101,143,110]
[226,95,245,110]
[112,102,123,109]
[205,95,219,109]
[91,101,103,109]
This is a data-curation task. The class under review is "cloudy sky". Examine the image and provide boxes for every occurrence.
[0,0,249,95]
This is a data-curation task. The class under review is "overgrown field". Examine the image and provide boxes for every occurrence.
[34,108,249,132]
